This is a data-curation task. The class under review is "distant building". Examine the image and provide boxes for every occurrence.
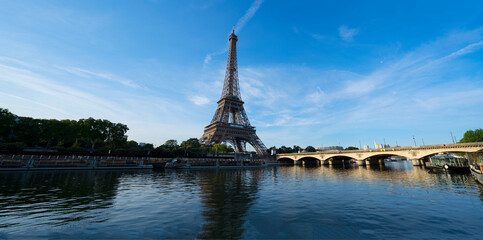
[374,140,390,149]
[316,146,343,151]
[271,147,277,155]
[374,143,390,149]
[363,145,369,150]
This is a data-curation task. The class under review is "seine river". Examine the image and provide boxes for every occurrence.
[1,162,483,239]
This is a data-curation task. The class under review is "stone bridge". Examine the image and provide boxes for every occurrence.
[276,142,483,166]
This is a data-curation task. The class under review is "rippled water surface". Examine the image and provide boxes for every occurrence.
[1,162,483,239]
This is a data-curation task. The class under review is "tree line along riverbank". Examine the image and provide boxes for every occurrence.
[0,108,234,157]
[1,108,481,157]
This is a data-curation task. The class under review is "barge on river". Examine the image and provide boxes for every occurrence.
[425,154,470,174]
[0,155,153,170]
[164,156,269,169]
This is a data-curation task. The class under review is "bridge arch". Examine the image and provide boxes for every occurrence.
[361,153,407,161]
[416,148,483,160]
[322,155,354,165]
[277,157,295,165]
[297,157,321,167]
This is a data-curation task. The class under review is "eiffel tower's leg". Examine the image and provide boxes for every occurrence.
[234,139,246,153]
[200,132,209,144]
[247,133,268,155]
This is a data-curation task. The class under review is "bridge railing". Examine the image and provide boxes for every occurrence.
[276,142,483,156]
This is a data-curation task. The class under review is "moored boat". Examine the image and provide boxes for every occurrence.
[426,154,470,174]
[467,152,483,185]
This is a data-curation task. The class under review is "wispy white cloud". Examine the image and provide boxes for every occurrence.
[311,33,326,40]
[0,91,77,118]
[203,48,227,69]
[338,25,359,42]
[190,95,210,106]
[235,0,264,33]
[56,66,141,89]
[0,56,203,145]
[203,0,264,67]
[306,87,329,106]
[442,40,483,60]
[0,61,129,118]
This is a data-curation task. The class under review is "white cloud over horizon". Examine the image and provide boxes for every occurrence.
[338,25,359,42]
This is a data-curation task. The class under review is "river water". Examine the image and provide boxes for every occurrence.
[1,162,483,239]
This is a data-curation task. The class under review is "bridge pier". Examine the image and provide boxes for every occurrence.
[365,158,385,165]
[411,159,422,166]
[328,159,343,165]
[356,159,365,166]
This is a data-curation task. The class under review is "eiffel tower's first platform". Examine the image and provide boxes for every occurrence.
[200,29,267,154]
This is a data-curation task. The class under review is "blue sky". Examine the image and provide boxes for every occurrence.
[1,0,482,149]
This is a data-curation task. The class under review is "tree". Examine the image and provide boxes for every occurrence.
[0,108,16,141]
[79,118,109,152]
[345,146,359,150]
[15,117,41,147]
[277,146,293,154]
[305,146,316,152]
[155,139,180,156]
[180,138,201,156]
[60,119,81,147]
[211,143,234,153]
[140,143,154,153]
[39,119,64,147]
[106,122,129,148]
[292,145,301,153]
[459,129,483,143]
[164,139,178,148]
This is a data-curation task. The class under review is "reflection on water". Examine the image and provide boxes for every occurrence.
[0,162,482,239]
[197,170,262,239]
[0,171,120,231]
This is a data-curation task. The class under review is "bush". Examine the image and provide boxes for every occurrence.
[67,146,85,153]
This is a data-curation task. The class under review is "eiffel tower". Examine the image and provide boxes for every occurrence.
[200,28,267,155]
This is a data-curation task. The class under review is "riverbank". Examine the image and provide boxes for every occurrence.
[0,154,275,171]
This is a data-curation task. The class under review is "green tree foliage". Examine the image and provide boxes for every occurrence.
[0,109,129,153]
[152,139,180,156]
[305,146,316,152]
[163,139,179,153]
[79,118,108,152]
[0,108,16,141]
[211,143,234,153]
[345,146,359,150]
[459,129,483,143]
[180,138,202,156]
[276,146,293,154]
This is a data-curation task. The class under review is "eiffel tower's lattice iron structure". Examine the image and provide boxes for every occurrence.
[200,29,267,154]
